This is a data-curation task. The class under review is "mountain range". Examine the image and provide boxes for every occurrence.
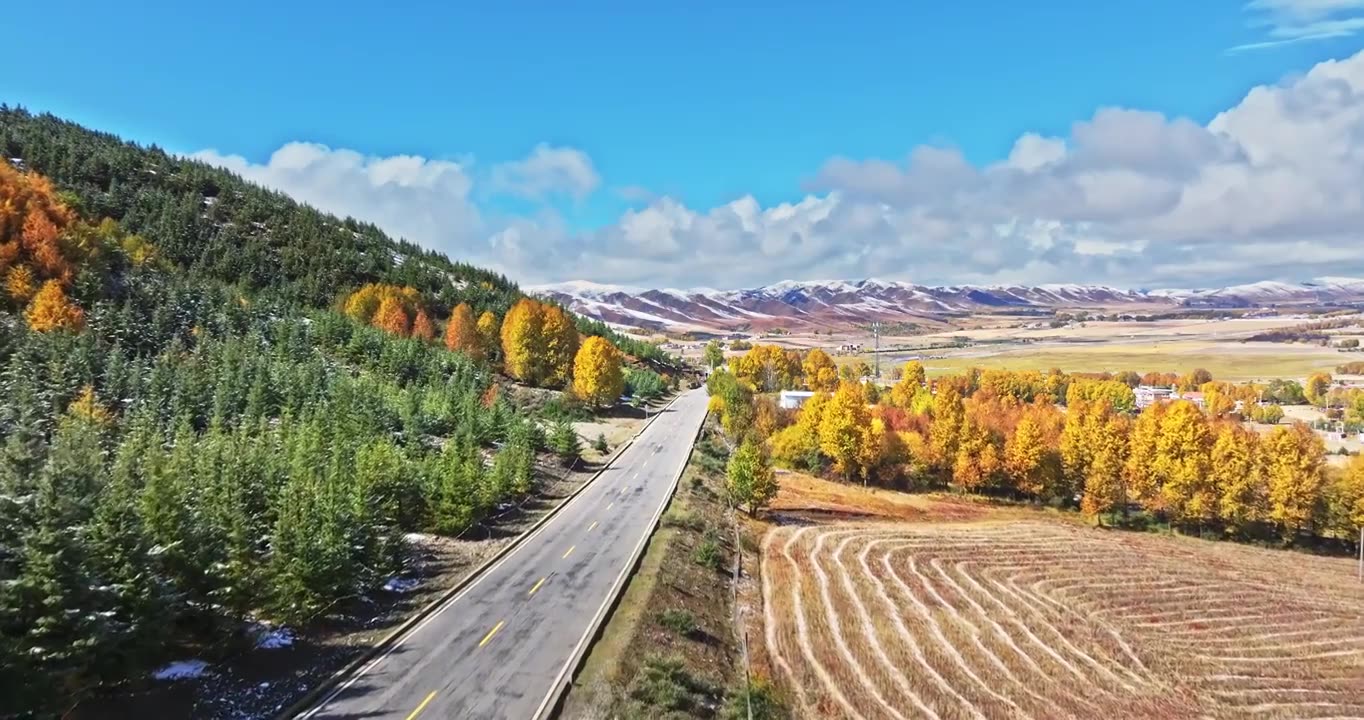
[530,277,1364,333]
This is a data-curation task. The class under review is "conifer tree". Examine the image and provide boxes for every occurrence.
[25,280,84,332]
[411,308,435,342]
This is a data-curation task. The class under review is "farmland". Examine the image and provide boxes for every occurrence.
[760,520,1364,719]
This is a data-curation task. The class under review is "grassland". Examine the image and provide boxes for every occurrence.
[754,475,1364,720]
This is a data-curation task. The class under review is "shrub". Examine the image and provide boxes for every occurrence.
[663,509,703,531]
[694,533,725,572]
[725,677,789,720]
[593,432,609,454]
[657,609,698,636]
[629,656,719,713]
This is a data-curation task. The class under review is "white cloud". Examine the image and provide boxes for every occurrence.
[489,143,600,200]
[1232,0,1364,51]
[193,49,1364,291]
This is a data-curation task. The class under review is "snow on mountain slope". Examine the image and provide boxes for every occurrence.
[528,277,1364,332]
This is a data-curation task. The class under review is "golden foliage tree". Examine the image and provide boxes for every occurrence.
[952,417,1000,492]
[1305,372,1332,406]
[372,295,410,337]
[801,348,839,392]
[476,310,500,361]
[1005,415,1051,498]
[736,344,801,392]
[769,392,828,470]
[1081,411,1129,523]
[4,265,36,304]
[444,302,484,361]
[25,280,84,332]
[1155,400,1216,526]
[410,309,435,341]
[67,385,114,427]
[889,361,929,409]
[541,303,579,388]
[928,386,965,472]
[1264,423,1326,537]
[1213,423,1266,534]
[819,382,872,482]
[572,336,625,407]
[343,283,421,325]
[1325,454,1364,539]
[1124,402,1167,509]
[501,298,578,387]
[501,298,544,383]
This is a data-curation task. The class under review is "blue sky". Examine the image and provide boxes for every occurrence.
[7,1,1364,288]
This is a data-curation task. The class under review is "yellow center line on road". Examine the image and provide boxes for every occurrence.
[404,691,437,720]
[589,520,598,531]
[563,545,576,559]
[478,621,505,648]
[528,577,546,596]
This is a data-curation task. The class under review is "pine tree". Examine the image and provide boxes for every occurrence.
[548,420,583,467]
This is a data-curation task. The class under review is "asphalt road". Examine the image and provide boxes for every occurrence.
[299,387,710,720]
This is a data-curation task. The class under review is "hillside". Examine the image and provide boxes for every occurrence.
[0,109,675,718]
[533,277,1364,333]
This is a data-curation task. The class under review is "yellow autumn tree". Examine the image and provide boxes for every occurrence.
[343,283,422,325]
[25,280,84,332]
[372,295,410,337]
[1004,415,1050,498]
[1155,400,1216,527]
[952,417,1000,493]
[411,309,435,341]
[1305,372,1332,406]
[1125,402,1167,510]
[889,361,928,409]
[4,265,35,304]
[1264,423,1326,538]
[736,344,801,392]
[444,302,484,361]
[928,386,965,473]
[1081,411,1129,524]
[819,382,872,482]
[67,385,114,426]
[0,164,78,298]
[541,303,579,388]
[572,336,625,408]
[1059,399,1093,498]
[1213,423,1266,535]
[801,348,839,392]
[1324,454,1364,539]
[769,392,829,470]
[501,298,544,383]
[476,310,500,361]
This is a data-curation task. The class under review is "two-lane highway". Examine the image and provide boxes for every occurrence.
[300,387,710,720]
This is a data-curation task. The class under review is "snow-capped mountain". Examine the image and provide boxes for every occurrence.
[530,277,1364,332]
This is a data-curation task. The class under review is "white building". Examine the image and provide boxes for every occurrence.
[1134,385,1174,409]
[779,390,816,410]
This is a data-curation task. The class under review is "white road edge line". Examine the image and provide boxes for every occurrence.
[298,394,688,718]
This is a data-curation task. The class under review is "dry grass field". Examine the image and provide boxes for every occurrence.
[760,519,1364,719]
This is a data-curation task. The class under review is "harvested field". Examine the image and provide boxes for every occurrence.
[761,520,1364,719]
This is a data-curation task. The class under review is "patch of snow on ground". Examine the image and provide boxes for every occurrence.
[403,532,433,544]
[383,576,421,593]
[153,659,211,680]
[255,627,295,649]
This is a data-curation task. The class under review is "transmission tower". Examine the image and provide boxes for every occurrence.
[872,321,882,378]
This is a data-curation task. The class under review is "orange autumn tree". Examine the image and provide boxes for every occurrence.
[444,302,484,360]
[0,163,79,306]
[410,308,435,341]
[25,280,84,332]
[372,295,409,337]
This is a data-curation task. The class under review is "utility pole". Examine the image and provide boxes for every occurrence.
[872,321,882,379]
[1358,526,1362,583]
